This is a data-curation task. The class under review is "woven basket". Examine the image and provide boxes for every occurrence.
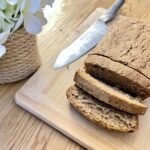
[0,28,41,84]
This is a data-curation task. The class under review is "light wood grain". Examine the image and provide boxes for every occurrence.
[1,0,150,149]
[16,8,150,150]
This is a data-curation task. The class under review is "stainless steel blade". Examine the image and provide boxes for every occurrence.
[54,0,125,69]
[54,19,107,69]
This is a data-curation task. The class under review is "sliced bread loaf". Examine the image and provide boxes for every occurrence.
[85,54,150,98]
[74,70,147,115]
[88,16,150,98]
[66,85,138,132]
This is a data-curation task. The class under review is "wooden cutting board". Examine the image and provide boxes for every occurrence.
[15,8,150,150]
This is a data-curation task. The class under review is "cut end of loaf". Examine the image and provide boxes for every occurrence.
[66,85,138,133]
[85,54,150,98]
[74,70,147,115]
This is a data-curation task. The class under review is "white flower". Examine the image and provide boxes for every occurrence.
[21,0,54,34]
[0,0,55,58]
[21,0,43,34]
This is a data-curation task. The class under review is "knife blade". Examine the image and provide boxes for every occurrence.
[54,0,125,69]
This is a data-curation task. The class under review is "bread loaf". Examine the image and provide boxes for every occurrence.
[88,16,150,98]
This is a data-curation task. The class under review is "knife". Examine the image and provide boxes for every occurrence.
[54,0,125,69]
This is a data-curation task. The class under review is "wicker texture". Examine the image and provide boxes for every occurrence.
[0,28,41,84]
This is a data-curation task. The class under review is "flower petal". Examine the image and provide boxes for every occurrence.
[24,13,42,34]
[12,13,23,32]
[20,0,25,11]
[35,11,47,25]
[24,0,41,13]
[14,0,24,17]
[7,0,19,5]
[0,10,11,23]
[0,45,6,58]
[0,0,7,10]
[3,21,15,32]
[4,4,15,19]
[0,30,10,44]
[41,0,55,7]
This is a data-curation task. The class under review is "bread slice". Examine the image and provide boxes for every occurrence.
[88,16,150,98]
[85,54,150,98]
[74,70,147,115]
[66,85,138,132]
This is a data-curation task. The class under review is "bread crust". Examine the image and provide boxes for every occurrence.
[85,54,150,98]
[88,16,150,98]
[66,85,138,132]
[74,70,147,115]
